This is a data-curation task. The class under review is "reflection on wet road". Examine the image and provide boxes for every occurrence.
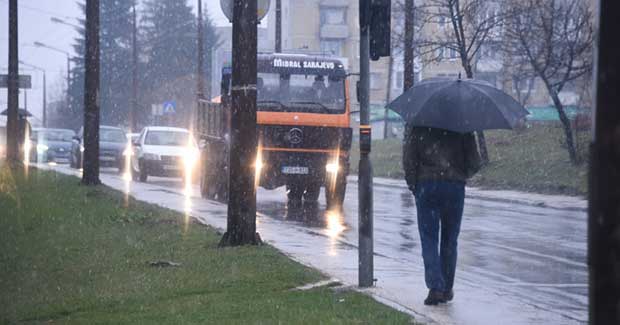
[97,167,588,323]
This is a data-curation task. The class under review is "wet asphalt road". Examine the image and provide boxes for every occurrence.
[95,167,588,323]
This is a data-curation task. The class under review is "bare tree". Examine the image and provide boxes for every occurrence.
[415,0,510,164]
[503,54,536,107]
[504,0,594,164]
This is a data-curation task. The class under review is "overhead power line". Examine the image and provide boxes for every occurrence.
[0,0,78,20]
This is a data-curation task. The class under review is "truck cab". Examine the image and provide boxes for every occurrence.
[198,53,352,208]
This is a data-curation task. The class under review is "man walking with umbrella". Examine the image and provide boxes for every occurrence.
[389,76,529,305]
[403,126,480,305]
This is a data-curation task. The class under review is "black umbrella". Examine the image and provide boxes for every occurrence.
[0,108,33,117]
[387,77,529,133]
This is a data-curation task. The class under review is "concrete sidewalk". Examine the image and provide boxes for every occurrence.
[351,175,587,211]
[41,165,585,325]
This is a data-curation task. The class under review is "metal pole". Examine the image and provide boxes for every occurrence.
[42,72,46,127]
[384,55,394,139]
[404,0,414,90]
[131,3,138,131]
[66,55,71,112]
[275,0,282,53]
[220,0,260,247]
[82,0,101,185]
[197,0,205,100]
[358,0,374,288]
[589,1,620,323]
[6,0,19,162]
[195,0,204,133]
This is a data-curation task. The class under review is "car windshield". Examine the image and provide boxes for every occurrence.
[33,130,75,142]
[100,129,126,143]
[257,72,345,114]
[145,130,193,146]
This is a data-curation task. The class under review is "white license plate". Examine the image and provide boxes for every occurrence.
[55,158,69,163]
[100,156,116,162]
[163,165,180,171]
[282,166,309,175]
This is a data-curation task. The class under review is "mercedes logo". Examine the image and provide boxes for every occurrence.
[288,128,303,145]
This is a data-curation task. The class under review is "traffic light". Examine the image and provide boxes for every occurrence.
[370,0,391,61]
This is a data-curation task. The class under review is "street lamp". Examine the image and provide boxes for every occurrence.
[33,41,71,112]
[50,17,82,29]
[19,61,46,127]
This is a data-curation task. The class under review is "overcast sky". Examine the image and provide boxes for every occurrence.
[0,0,229,125]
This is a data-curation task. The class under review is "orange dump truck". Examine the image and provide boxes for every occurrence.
[197,53,352,207]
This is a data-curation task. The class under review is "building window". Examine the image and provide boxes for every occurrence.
[513,77,533,93]
[449,48,458,60]
[321,7,347,25]
[439,15,448,29]
[321,40,343,56]
[436,47,444,61]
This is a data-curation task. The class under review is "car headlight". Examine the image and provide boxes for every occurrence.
[143,153,160,160]
[326,162,340,174]
[80,145,85,152]
[36,144,49,153]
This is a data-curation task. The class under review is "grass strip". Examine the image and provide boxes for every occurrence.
[351,124,588,196]
[0,165,411,324]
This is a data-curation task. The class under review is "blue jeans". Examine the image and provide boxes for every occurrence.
[414,180,465,292]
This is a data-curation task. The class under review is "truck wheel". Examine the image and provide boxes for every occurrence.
[326,176,347,208]
[303,181,321,202]
[287,181,303,206]
[139,160,148,182]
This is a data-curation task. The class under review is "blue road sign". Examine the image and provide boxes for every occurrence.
[163,101,176,115]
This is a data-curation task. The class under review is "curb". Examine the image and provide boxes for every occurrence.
[347,176,588,212]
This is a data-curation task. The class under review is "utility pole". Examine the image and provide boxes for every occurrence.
[6,0,19,163]
[196,0,205,131]
[42,73,46,127]
[66,55,71,113]
[383,55,394,139]
[82,0,101,186]
[131,3,138,131]
[275,0,282,53]
[219,0,261,247]
[358,0,374,287]
[34,41,72,115]
[404,0,414,90]
[589,1,620,324]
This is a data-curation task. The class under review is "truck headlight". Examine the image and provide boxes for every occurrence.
[183,148,200,168]
[36,144,49,154]
[326,162,340,174]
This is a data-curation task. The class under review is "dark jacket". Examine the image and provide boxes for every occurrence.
[402,125,481,191]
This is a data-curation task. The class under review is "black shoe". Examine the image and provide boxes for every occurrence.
[424,290,446,305]
[444,289,454,302]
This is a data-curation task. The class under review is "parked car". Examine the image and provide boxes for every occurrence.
[126,132,140,144]
[29,128,75,163]
[70,125,127,172]
[131,126,199,182]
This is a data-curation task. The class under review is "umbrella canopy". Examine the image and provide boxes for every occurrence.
[387,78,529,133]
[0,108,33,117]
